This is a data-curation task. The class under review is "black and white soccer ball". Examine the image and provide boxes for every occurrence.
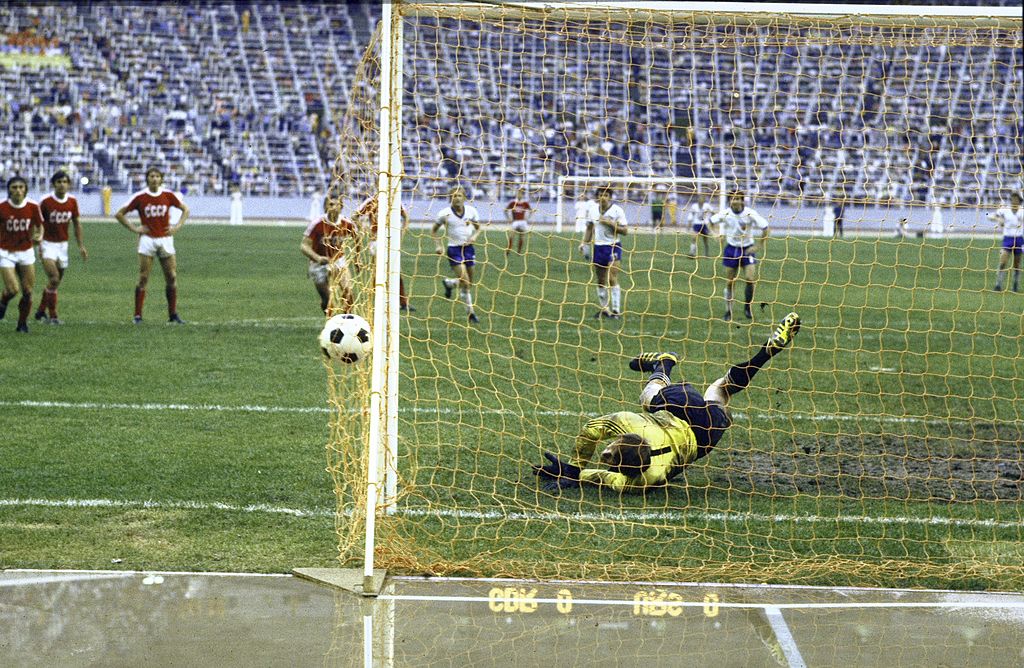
[319,314,372,364]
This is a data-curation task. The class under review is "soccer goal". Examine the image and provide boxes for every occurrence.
[555,175,727,232]
[326,0,1024,595]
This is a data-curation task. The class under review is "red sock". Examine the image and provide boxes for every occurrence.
[46,288,58,318]
[399,277,407,307]
[135,287,146,317]
[36,292,48,315]
[18,293,31,326]
[166,285,177,316]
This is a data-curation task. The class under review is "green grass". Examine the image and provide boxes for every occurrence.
[1,223,1022,588]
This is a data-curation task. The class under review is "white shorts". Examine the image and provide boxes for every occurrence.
[511,221,529,233]
[308,257,348,284]
[0,247,36,268]
[138,235,176,258]
[41,240,70,269]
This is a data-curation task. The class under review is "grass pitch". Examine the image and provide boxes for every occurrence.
[1,222,1021,588]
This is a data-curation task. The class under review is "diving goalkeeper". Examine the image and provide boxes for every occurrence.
[532,312,801,493]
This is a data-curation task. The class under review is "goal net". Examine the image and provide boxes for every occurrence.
[328,1,1024,589]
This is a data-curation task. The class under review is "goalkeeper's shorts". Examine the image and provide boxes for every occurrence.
[647,382,731,454]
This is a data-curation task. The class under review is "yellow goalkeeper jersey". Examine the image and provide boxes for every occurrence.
[569,411,699,492]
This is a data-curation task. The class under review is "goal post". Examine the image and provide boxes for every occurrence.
[330,0,1024,590]
[555,175,728,232]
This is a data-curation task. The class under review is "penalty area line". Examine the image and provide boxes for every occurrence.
[1,498,1019,532]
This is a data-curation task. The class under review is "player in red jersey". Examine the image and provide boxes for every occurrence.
[35,171,87,324]
[301,194,361,314]
[504,186,533,257]
[0,176,45,333]
[115,167,190,324]
[353,193,412,311]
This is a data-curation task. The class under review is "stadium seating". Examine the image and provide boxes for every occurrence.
[0,1,1019,206]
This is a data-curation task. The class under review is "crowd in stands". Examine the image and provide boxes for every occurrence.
[0,1,1020,207]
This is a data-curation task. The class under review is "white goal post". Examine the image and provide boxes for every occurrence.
[555,175,729,232]
[355,0,1023,594]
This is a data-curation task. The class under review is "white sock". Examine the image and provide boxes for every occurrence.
[597,286,608,309]
[444,277,458,288]
[610,285,621,313]
[689,242,697,255]
[462,289,473,313]
[640,378,668,410]
[724,287,733,313]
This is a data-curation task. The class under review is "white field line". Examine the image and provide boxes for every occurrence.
[764,606,808,668]
[1,497,1020,531]
[0,497,332,518]
[377,593,1024,611]
[0,398,1003,428]
[4,569,291,578]
[66,317,323,329]
[0,573,134,588]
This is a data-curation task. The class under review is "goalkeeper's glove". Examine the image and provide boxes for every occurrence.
[532,451,581,492]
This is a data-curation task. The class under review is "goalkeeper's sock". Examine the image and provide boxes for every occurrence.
[724,347,773,395]
[461,289,473,314]
[745,281,754,308]
[723,287,733,318]
[994,270,1006,290]
[596,286,608,310]
[610,285,621,313]
[689,242,697,256]
[1013,268,1021,292]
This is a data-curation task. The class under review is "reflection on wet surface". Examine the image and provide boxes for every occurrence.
[2,571,1023,667]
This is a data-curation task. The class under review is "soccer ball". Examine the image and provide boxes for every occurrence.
[318,314,372,364]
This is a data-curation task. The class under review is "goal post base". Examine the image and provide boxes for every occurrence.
[292,568,388,597]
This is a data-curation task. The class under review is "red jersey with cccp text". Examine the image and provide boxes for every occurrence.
[356,196,409,235]
[40,193,80,242]
[0,199,44,251]
[123,189,184,237]
[506,199,532,221]
[304,215,359,258]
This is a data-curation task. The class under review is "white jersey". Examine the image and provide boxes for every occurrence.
[687,202,715,227]
[711,206,769,248]
[592,203,628,245]
[575,199,599,232]
[989,207,1024,237]
[437,204,480,246]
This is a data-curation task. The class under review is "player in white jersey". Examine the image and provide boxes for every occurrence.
[988,191,1023,292]
[433,187,482,323]
[687,193,716,258]
[711,190,769,321]
[579,185,629,319]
